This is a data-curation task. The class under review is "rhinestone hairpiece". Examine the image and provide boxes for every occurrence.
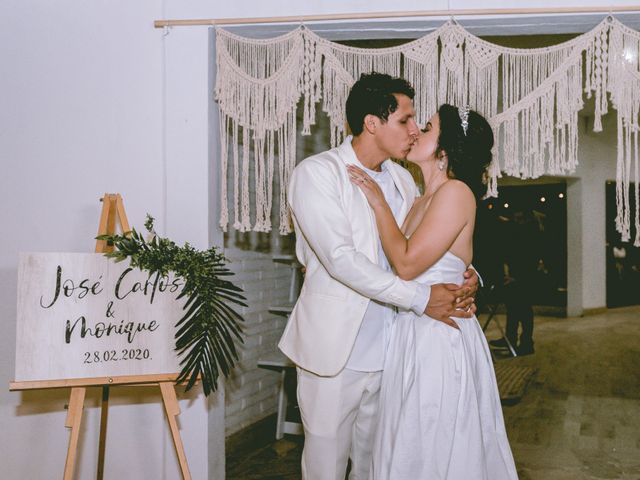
[459,105,470,136]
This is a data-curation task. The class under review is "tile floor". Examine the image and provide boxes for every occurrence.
[227,306,640,479]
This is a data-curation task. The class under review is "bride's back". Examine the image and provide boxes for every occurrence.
[402,178,476,270]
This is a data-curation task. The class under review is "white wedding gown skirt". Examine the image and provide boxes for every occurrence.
[371,252,518,480]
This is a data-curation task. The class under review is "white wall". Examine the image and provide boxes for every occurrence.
[0,1,213,478]
[0,0,635,478]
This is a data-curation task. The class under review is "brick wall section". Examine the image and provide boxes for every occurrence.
[219,106,326,436]
[223,241,295,436]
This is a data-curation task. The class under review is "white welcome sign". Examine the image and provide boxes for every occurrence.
[15,253,186,383]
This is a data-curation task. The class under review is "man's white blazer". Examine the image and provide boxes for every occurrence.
[278,137,426,377]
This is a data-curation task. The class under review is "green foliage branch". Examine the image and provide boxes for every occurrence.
[97,215,245,396]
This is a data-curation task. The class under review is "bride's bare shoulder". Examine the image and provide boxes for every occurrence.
[434,179,475,205]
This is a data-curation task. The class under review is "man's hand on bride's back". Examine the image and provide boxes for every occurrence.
[462,267,480,299]
[425,283,476,329]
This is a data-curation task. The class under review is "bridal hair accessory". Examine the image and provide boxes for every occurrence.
[459,105,470,136]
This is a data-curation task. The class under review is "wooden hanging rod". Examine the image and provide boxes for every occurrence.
[154,6,640,28]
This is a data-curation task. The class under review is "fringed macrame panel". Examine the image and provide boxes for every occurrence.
[608,20,640,245]
[315,34,403,148]
[215,28,304,233]
[215,18,640,244]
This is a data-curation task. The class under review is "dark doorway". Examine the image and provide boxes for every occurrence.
[605,181,640,308]
[474,182,568,308]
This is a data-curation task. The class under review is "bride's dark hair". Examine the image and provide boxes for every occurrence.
[436,104,494,200]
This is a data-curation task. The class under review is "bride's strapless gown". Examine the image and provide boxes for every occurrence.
[371,252,518,480]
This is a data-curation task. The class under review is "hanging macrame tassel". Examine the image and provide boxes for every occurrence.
[218,114,230,232]
[301,30,322,136]
[253,136,266,232]
[607,20,640,242]
[634,128,640,246]
[464,31,499,118]
[321,47,350,147]
[624,120,632,242]
[277,125,287,234]
[320,39,402,147]
[402,32,439,125]
[231,120,241,230]
[278,112,297,234]
[238,126,252,232]
[283,112,298,234]
[438,25,466,107]
[587,24,610,132]
[485,129,501,199]
[215,27,305,233]
[615,115,626,238]
[265,130,275,233]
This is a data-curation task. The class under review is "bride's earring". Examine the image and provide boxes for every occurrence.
[437,158,446,171]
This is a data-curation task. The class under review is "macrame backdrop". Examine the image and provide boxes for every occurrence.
[215,17,640,245]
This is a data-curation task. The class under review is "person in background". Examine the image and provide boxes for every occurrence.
[490,208,540,355]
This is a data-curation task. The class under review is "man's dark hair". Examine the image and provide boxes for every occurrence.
[346,72,415,136]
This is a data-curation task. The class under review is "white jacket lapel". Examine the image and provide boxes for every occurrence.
[337,138,379,259]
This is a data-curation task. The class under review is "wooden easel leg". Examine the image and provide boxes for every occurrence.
[159,382,192,480]
[96,386,109,480]
[95,194,112,253]
[115,194,131,232]
[64,387,86,480]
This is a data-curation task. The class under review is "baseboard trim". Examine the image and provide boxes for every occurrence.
[582,306,608,316]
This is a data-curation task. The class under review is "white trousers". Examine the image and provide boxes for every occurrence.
[297,367,382,480]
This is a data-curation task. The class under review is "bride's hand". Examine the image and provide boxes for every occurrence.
[347,165,386,209]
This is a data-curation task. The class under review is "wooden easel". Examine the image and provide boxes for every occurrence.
[62,193,192,480]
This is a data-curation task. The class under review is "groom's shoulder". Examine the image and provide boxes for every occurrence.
[294,146,343,175]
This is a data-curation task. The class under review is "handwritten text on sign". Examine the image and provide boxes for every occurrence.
[15,253,186,382]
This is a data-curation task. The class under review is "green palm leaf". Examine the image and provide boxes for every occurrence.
[97,214,245,396]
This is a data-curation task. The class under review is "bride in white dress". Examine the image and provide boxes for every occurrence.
[348,104,518,480]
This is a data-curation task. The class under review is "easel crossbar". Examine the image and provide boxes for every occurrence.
[9,373,182,391]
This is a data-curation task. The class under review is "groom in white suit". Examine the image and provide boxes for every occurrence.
[278,73,478,480]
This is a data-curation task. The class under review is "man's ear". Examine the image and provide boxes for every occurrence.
[363,114,377,134]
